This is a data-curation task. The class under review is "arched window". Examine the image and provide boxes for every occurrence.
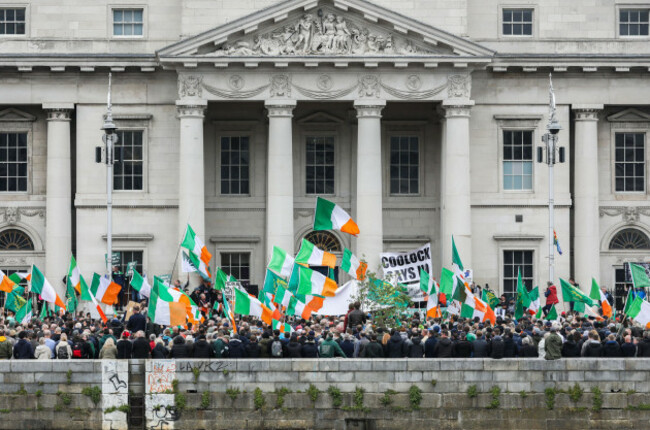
[609,228,650,250]
[0,229,34,250]
[303,231,341,252]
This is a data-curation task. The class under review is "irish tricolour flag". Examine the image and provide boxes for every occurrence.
[268,246,295,278]
[287,296,313,319]
[627,296,650,329]
[79,273,108,323]
[234,287,272,324]
[296,239,336,268]
[296,265,338,297]
[89,273,122,305]
[148,278,187,326]
[130,270,151,298]
[31,265,66,310]
[0,269,16,293]
[313,197,359,236]
[589,278,612,318]
[182,224,212,267]
[341,248,367,281]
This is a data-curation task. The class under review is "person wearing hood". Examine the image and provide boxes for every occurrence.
[245,335,261,358]
[453,333,472,358]
[406,332,425,358]
[228,334,247,358]
[424,331,438,358]
[13,331,34,359]
[285,334,303,358]
[433,330,454,358]
[99,338,118,359]
[192,335,215,358]
[34,338,52,360]
[319,333,347,358]
[0,330,12,359]
[384,329,405,358]
[561,332,581,357]
[301,335,319,358]
[360,334,384,358]
[503,331,517,357]
[488,331,505,359]
[544,327,563,360]
[169,335,190,358]
[601,334,622,357]
[152,338,168,359]
[581,331,602,357]
[212,332,229,358]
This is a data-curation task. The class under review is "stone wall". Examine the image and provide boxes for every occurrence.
[1,359,650,429]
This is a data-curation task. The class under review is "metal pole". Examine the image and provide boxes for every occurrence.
[548,135,555,284]
[102,72,117,276]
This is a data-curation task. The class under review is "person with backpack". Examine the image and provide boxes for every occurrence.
[71,334,92,359]
[55,333,72,360]
[269,333,285,358]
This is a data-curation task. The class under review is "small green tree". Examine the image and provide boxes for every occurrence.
[350,266,412,328]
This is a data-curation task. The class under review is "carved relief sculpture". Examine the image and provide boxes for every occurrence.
[178,75,203,98]
[358,75,380,98]
[270,74,291,98]
[209,10,433,57]
[447,74,470,99]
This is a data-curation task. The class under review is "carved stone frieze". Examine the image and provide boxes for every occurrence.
[208,10,434,57]
[270,74,291,98]
[18,208,44,219]
[1,207,45,225]
[228,75,245,91]
[447,74,470,99]
[599,206,650,222]
[178,75,203,98]
[574,108,601,122]
[316,74,333,91]
[443,105,472,118]
[0,257,27,265]
[4,207,17,225]
[358,75,380,98]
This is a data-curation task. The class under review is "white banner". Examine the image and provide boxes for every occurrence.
[380,243,433,301]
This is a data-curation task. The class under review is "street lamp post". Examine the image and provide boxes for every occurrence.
[538,74,565,284]
[97,73,119,275]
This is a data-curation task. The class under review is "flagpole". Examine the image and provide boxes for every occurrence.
[168,206,195,287]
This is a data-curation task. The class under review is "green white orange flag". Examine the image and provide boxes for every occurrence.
[222,295,237,334]
[213,267,228,291]
[295,239,337,269]
[79,273,108,323]
[559,278,594,306]
[16,298,32,324]
[460,286,496,325]
[451,236,464,272]
[287,296,314,319]
[273,283,294,309]
[182,250,212,281]
[296,265,338,297]
[426,278,441,318]
[8,272,30,285]
[148,278,187,326]
[268,246,295,279]
[340,248,367,281]
[234,287,272,324]
[181,224,212,267]
[89,273,122,305]
[30,265,66,309]
[419,269,437,296]
[630,263,650,289]
[0,269,16,293]
[272,319,293,334]
[627,296,650,329]
[66,256,84,313]
[589,278,612,318]
[313,197,359,236]
[130,270,151,298]
[528,286,541,317]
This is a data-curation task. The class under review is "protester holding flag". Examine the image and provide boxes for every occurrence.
[543,281,558,316]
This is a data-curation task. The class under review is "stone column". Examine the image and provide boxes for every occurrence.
[354,99,386,272]
[176,100,207,270]
[265,99,297,258]
[44,103,73,297]
[441,100,474,269]
[573,105,603,291]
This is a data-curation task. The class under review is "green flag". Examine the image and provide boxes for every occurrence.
[630,263,650,289]
[481,289,500,309]
[451,236,464,271]
[15,299,32,324]
[6,286,26,313]
[559,278,593,306]
[514,269,530,320]
[624,288,636,316]
[439,267,454,297]
[574,301,585,314]
[545,305,558,321]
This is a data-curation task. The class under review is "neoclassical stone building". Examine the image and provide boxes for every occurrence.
[0,0,649,308]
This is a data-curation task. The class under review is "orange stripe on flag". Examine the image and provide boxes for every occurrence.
[101,282,122,305]
[261,304,273,325]
[169,302,187,327]
[322,251,337,269]
[54,294,67,310]
[321,278,338,297]
[307,296,324,311]
[340,218,360,236]
[96,305,108,323]
[200,247,212,266]
[0,277,14,293]
[356,262,368,281]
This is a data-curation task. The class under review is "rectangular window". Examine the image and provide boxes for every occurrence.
[306,136,334,194]
[112,8,143,36]
[615,132,645,192]
[115,250,143,276]
[502,8,533,36]
[503,250,533,297]
[503,130,533,190]
[221,252,250,286]
[389,136,419,195]
[113,130,144,191]
[620,9,650,36]
[0,132,28,192]
[0,8,26,35]
[220,136,250,195]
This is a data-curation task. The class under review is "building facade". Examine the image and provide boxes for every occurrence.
[0,0,649,307]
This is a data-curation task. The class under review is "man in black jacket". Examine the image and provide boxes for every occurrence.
[192,334,215,358]
[384,329,405,358]
[13,331,34,359]
[131,331,151,359]
[360,335,384,358]
[433,330,454,358]
[347,302,366,328]
[126,306,147,334]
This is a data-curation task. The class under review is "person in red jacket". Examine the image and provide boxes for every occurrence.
[543,281,559,316]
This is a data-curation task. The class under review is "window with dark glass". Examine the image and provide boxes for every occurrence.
[115,250,143,276]
[113,8,143,36]
[503,8,533,35]
[0,9,26,35]
[0,132,28,192]
[503,250,533,297]
[221,253,250,285]
[615,133,645,192]
[389,136,419,195]
[113,130,144,191]
[503,130,533,190]
[220,136,249,195]
[620,9,649,36]
[306,136,334,194]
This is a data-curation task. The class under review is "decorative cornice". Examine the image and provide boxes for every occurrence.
[176,102,207,119]
[101,234,154,241]
[599,206,650,222]
[209,235,261,243]
[471,204,572,209]
[493,235,544,241]
[573,105,603,122]
[265,99,297,118]
[0,207,45,224]
[354,98,386,118]
[76,204,179,209]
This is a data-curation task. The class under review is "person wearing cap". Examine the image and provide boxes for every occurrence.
[544,326,563,360]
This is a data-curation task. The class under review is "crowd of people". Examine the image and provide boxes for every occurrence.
[1,276,649,361]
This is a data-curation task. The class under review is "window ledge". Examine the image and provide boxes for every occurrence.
[493,235,544,241]
[101,234,153,241]
[209,235,261,243]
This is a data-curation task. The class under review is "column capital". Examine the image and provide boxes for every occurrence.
[43,103,74,121]
[354,98,386,118]
[175,100,207,119]
[573,104,603,121]
[442,99,474,118]
[265,98,297,118]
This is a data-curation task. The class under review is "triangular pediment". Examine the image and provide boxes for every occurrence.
[0,108,36,122]
[158,0,493,66]
[297,111,345,123]
[607,108,650,123]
